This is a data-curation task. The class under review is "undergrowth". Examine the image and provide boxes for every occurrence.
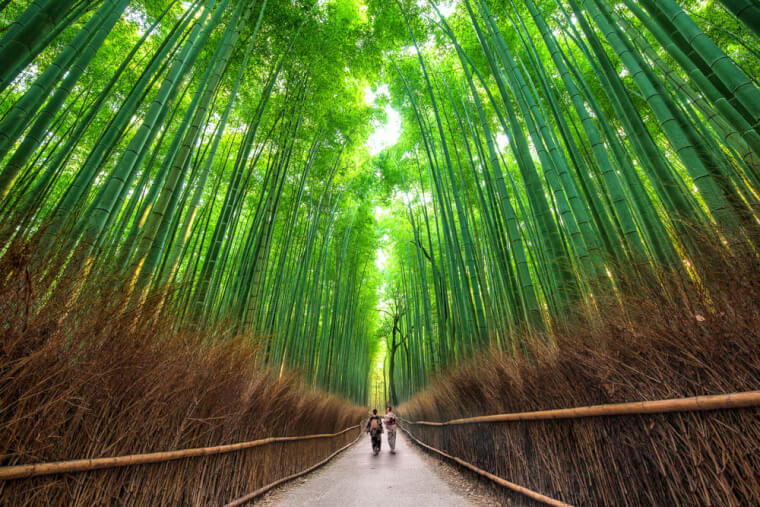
[401,234,760,506]
[0,241,364,506]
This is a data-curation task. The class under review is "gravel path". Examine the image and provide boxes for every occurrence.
[256,431,504,506]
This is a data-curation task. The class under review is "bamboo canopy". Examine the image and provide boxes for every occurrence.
[2,0,760,504]
[2,0,760,407]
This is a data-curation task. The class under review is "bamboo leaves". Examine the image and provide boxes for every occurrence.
[382,0,760,398]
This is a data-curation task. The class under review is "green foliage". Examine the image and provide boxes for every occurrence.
[0,0,392,404]
[368,0,760,400]
[1,0,759,405]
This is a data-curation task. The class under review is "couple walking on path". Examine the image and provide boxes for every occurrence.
[365,406,398,456]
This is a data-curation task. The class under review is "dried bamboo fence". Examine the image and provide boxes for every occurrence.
[0,425,360,480]
[223,430,363,506]
[0,425,362,505]
[400,391,760,506]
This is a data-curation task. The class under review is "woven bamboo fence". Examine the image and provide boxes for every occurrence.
[0,425,362,505]
[401,391,760,506]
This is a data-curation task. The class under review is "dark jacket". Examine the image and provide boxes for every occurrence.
[366,415,383,433]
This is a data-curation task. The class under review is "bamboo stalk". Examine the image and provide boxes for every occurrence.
[400,425,571,507]
[402,391,760,426]
[0,425,360,481]
[223,430,362,506]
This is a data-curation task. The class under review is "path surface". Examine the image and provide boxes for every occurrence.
[258,431,483,506]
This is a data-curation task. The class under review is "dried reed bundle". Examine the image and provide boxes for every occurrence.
[0,243,364,505]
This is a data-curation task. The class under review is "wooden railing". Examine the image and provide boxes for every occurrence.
[0,424,362,504]
[402,391,760,425]
[0,424,361,480]
[400,390,760,507]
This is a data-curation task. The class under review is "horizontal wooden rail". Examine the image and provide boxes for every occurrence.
[401,390,760,426]
[400,425,571,507]
[224,430,362,506]
[0,424,361,481]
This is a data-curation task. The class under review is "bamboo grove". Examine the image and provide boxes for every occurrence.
[376,0,760,403]
[2,0,760,407]
[0,0,388,403]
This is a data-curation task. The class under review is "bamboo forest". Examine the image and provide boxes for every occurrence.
[2,0,760,505]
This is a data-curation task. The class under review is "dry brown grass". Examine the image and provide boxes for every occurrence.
[401,235,760,506]
[0,241,364,505]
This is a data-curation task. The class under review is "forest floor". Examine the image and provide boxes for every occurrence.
[255,431,505,506]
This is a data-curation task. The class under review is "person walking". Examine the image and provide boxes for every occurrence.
[384,406,398,454]
[366,409,383,455]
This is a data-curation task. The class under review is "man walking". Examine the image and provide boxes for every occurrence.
[384,406,398,453]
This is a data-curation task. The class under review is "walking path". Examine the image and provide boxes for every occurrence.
[258,431,477,506]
